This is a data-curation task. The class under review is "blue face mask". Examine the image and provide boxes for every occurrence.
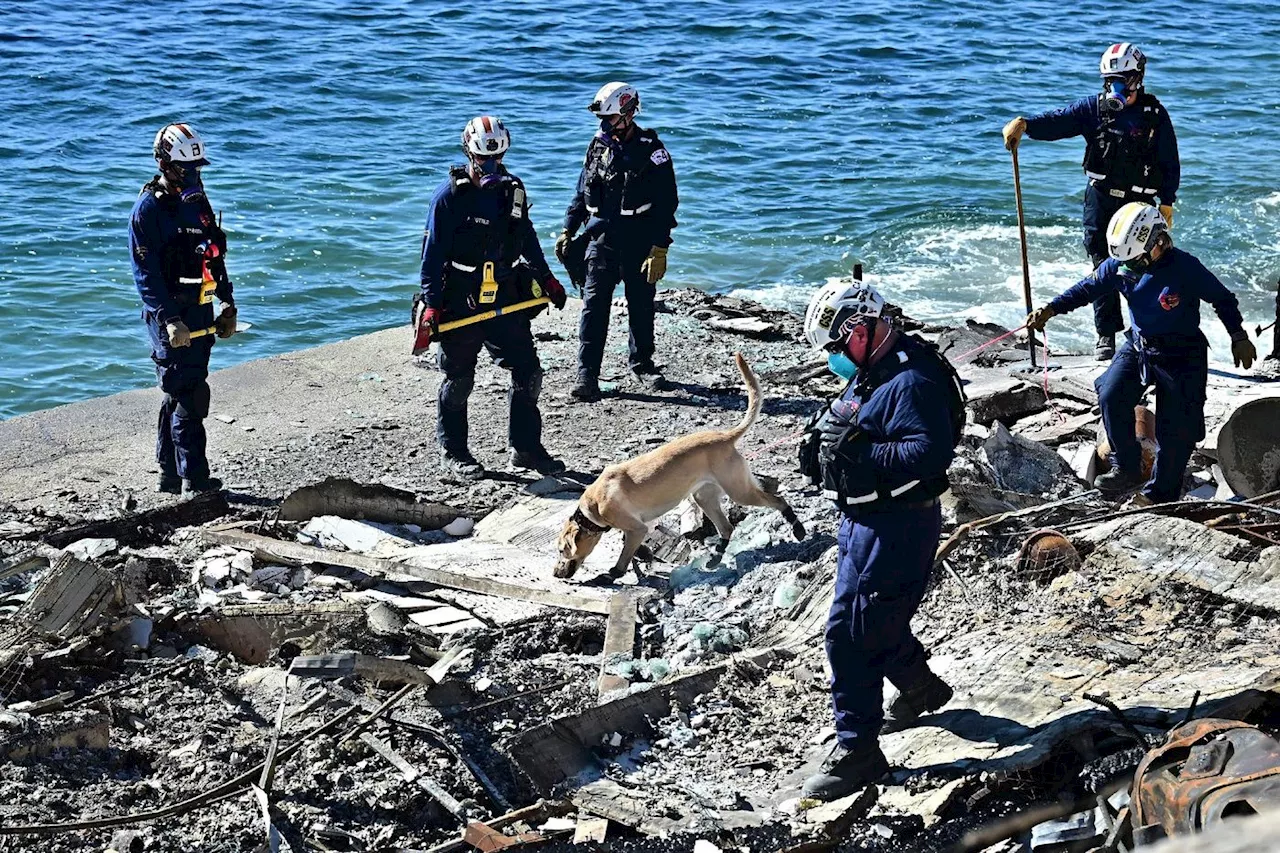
[1103,78,1131,112]
[473,157,504,188]
[827,350,859,382]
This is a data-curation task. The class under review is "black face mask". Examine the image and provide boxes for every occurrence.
[167,162,205,203]
[1120,252,1152,277]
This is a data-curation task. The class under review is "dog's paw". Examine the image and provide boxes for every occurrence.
[791,522,807,541]
[553,563,577,580]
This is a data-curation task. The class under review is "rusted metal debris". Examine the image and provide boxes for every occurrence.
[1015,528,1081,577]
[1131,717,1280,845]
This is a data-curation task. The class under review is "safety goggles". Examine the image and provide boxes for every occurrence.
[1103,74,1141,90]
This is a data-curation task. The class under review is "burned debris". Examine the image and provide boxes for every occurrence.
[2,294,1280,852]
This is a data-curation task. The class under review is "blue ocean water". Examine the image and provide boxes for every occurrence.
[2,0,1279,418]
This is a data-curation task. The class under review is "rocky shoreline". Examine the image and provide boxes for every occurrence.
[2,289,1280,852]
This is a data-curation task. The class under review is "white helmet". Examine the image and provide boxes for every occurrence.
[153,123,209,166]
[588,82,640,117]
[803,279,887,350]
[1099,43,1146,78]
[1107,202,1167,262]
[461,116,511,157]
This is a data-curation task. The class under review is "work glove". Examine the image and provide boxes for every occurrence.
[214,304,237,339]
[640,245,668,285]
[554,230,574,264]
[1232,333,1257,370]
[422,307,443,333]
[1003,117,1028,151]
[1025,305,1056,333]
[165,319,191,348]
[1159,204,1174,228]
[544,275,567,310]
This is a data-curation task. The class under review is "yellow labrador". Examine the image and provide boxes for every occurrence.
[554,353,806,579]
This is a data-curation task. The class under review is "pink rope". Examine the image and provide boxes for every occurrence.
[746,429,805,460]
[1040,328,1066,424]
[951,324,1030,363]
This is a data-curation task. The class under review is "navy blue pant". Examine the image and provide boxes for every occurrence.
[146,312,213,481]
[1083,184,1129,337]
[436,313,544,456]
[825,503,941,746]
[577,243,655,380]
[1096,336,1207,503]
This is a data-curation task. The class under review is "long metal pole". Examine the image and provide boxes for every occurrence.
[1011,145,1039,369]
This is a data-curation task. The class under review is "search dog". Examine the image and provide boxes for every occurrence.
[554,353,806,580]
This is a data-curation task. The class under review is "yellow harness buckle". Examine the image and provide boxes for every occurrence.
[479,261,498,305]
[199,263,217,306]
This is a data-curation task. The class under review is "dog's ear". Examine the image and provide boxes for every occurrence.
[557,517,580,554]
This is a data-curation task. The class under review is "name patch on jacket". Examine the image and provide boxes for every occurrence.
[650,148,670,166]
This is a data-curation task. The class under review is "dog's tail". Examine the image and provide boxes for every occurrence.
[728,352,761,442]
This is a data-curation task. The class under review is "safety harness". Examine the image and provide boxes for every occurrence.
[142,177,227,313]
[582,130,665,219]
[1082,92,1167,199]
[801,334,965,513]
[444,166,527,274]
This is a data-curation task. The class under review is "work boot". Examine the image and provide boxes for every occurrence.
[801,740,890,802]
[570,376,603,403]
[1095,334,1116,361]
[630,361,668,391]
[510,446,567,475]
[157,473,182,495]
[182,475,223,496]
[883,672,954,733]
[1094,466,1145,496]
[439,449,484,481]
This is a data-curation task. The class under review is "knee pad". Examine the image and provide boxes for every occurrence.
[174,383,211,420]
[440,373,474,410]
[512,369,544,403]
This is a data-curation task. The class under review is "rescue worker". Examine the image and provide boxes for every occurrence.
[557,82,679,402]
[796,280,964,801]
[1003,43,1180,361]
[1026,202,1255,504]
[129,123,237,496]
[417,116,568,480]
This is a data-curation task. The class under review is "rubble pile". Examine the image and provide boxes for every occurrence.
[2,292,1280,851]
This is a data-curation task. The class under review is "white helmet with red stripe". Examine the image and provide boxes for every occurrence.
[461,116,511,157]
[588,82,640,118]
[1099,43,1146,79]
[153,123,209,166]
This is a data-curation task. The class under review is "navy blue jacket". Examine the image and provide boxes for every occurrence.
[129,179,233,328]
[1049,247,1244,343]
[1026,94,1180,205]
[419,171,552,312]
[564,127,678,251]
[830,336,958,503]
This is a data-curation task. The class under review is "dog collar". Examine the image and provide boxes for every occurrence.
[571,507,610,534]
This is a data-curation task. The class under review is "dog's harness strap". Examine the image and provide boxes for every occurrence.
[571,507,610,534]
